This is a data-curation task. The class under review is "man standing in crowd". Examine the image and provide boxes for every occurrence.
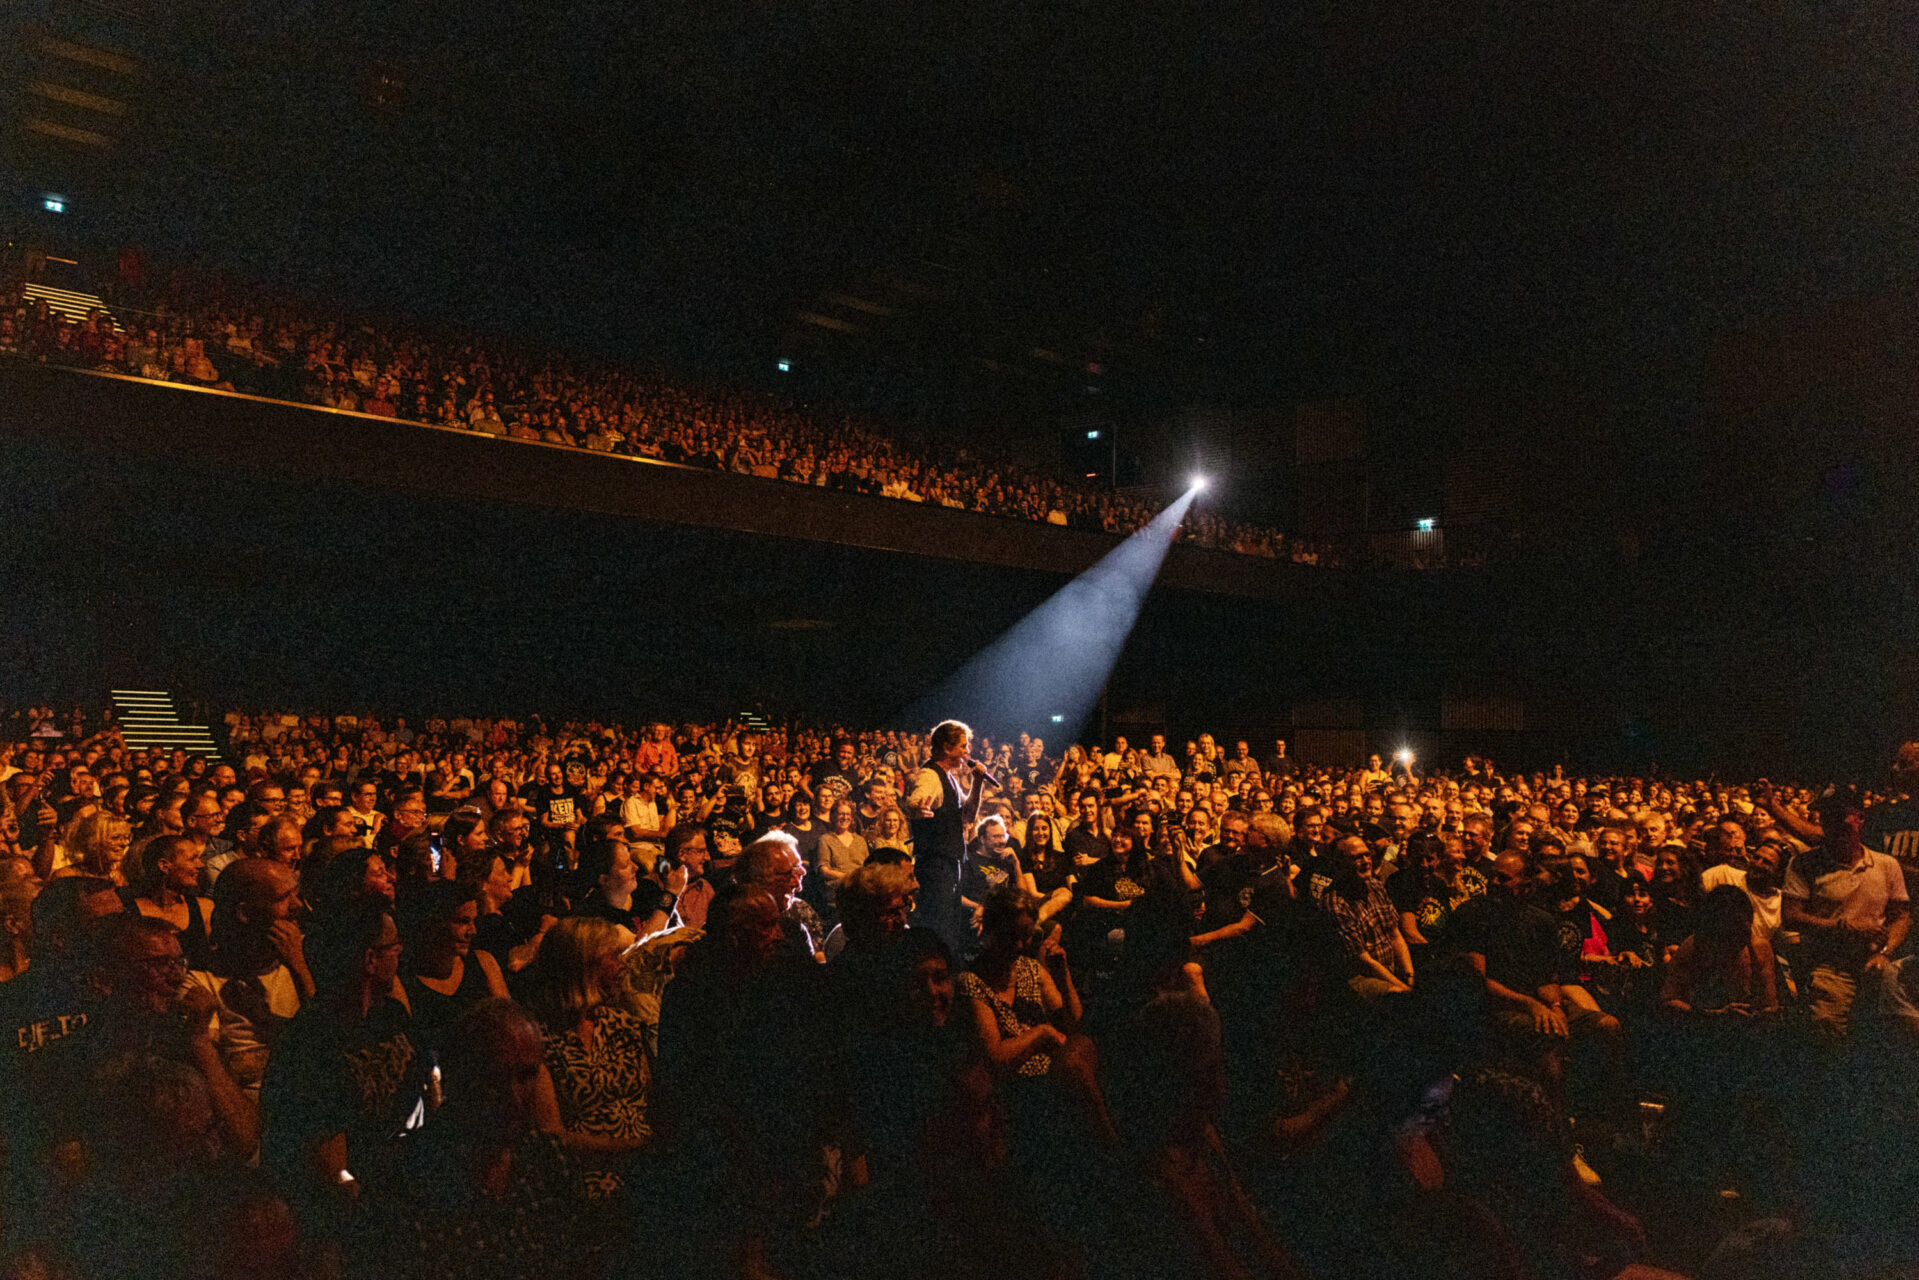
[1864,740,1919,875]
[1262,736,1297,782]
[809,739,861,798]
[905,719,988,952]
[1221,740,1262,790]
[1141,732,1181,785]
[1784,786,1910,1036]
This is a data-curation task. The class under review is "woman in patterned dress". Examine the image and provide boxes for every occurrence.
[523,916,651,1197]
[957,885,1118,1142]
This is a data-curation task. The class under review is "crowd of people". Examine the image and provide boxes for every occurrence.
[1,698,1916,1279]
[0,270,1355,566]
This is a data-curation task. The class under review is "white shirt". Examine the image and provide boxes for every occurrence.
[1701,864,1783,947]
[621,795,665,840]
[1783,848,1908,932]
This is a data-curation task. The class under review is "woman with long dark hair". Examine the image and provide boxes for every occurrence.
[1651,845,1701,950]
[397,880,509,1054]
[1022,810,1075,926]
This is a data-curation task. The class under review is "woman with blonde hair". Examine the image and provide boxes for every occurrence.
[523,915,651,1197]
[59,809,132,884]
[870,805,913,856]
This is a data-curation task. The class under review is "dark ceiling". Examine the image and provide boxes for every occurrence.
[59,0,1919,419]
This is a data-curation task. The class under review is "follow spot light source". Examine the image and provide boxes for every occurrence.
[1189,474,1208,491]
[904,488,1200,743]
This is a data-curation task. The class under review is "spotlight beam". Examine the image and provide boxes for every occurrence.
[904,489,1198,743]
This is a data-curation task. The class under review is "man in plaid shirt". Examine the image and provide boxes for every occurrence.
[1318,835,1415,999]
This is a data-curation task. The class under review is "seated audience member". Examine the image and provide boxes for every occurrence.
[1314,835,1415,1000]
[366,999,591,1279]
[573,821,682,942]
[1783,785,1909,1037]
[305,842,397,917]
[84,915,260,1160]
[957,886,1113,1140]
[1662,886,1779,1019]
[734,831,826,960]
[397,880,510,1054]
[0,877,123,1233]
[1452,853,1616,1086]
[1649,844,1702,947]
[1106,989,1313,1280]
[186,857,314,1099]
[659,821,716,933]
[457,846,526,966]
[438,807,492,870]
[1701,833,1787,951]
[961,813,1028,949]
[1387,831,1480,960]
[1021,810,1077,925]
[260,900,425,1210]
[488,805,537,892]
[522,917,652,1196]
[57,809,132,884]
[130,835,218,971]
[654,883,834,1278]
[1594,872,1663,1014]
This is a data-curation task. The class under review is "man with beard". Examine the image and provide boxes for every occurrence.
[1314,836,1414,999]
[1702,835,1787,951]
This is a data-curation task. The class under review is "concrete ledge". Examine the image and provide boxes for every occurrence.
[0,359,1336,600]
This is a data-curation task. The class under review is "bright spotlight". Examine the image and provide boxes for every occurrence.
[1395,748,1414,764]
[905,487,1202,742]
[1189,474,1209,491]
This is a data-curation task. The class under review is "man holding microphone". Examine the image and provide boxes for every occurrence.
[905,720,995,953]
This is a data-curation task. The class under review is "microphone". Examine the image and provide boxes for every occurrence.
[966,756,1002,788]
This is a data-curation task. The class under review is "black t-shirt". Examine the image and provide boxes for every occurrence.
[1553,898,1608,986]
[1079,854,1148,905]
[522,784,586,841]
[0,966,96,1214]
[1587,865,1631,916]
[1865,796,1919,874]
[1063,827,1112,868]
[261,995,425,1196]
[1015,757,1058,791]
[1388,872,1458,952]
[808,764,859,797]
[1199,850,1290,929]
[1449,894,1558,995]
[782,819,824,866]
[574,890,641,934]
[961,843,1023,907]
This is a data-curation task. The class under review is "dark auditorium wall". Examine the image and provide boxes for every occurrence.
[1,361,1908,778]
